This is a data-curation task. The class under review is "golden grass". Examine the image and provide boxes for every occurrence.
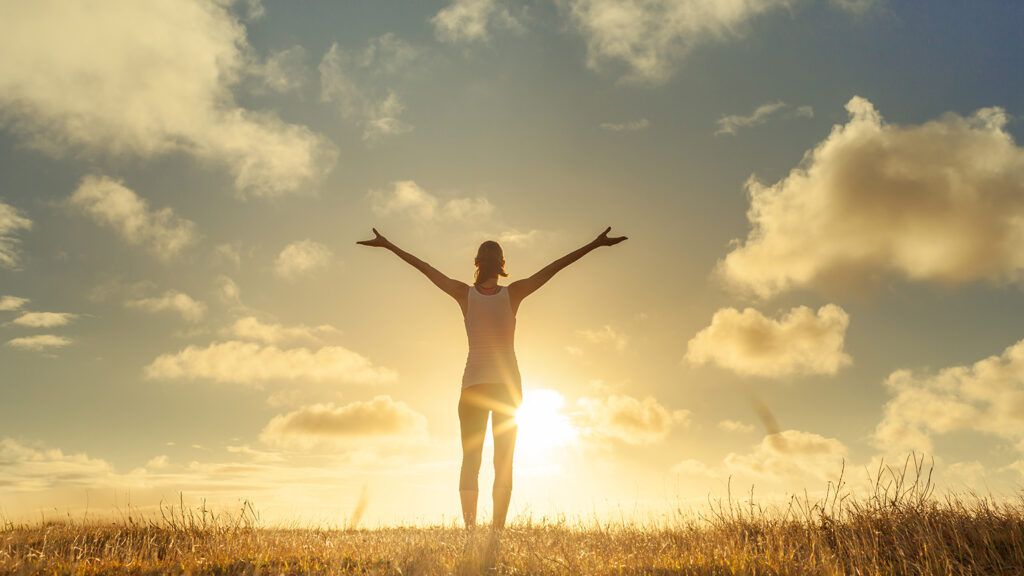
[2,458,1022,575]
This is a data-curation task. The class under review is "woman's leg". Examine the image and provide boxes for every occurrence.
[458,386,489,529]
[490,383,521,529]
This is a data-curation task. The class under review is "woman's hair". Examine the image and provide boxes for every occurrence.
[474,240,507,285]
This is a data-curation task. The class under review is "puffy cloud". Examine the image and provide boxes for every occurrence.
[369,181,439,221]
[144,340,397,386]
[368,180,494,222]
[576,324,629,353]
[496,228,547,246]
[10,311,77,328]
[319,35,418,141]
[431,0,521,43]
[256,46,307,94]
[366,181,547,245]
[228,316,339,345]
[685,305,851,377]
[718,419,755,433]
[715,101,813,136]
[724,429,848,482]
[260,396,428,449]
[599,118,650,132]
[0,295,29,311]
[7,334,72,352]
[0,434,450,526]
[125,291,206,323]
[0,200,32,269]
[216,276,244,308]
[671,458,721,478]
[873,339,1024,457]
[0,438,115,491]
[145,455,171,470]
[213,244,243,270]
[443,197,497,221]
[716,101,786,135]
[0,0,335,197]
[575,394,689,445]
[69,176,198,260]
[565,0,795,84]
[719,97,1024,298]
[274,240,334,280]
[944,461,987,487]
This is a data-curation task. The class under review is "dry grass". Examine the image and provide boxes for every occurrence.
[2,457,1022,575]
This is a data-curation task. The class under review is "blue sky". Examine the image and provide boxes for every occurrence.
[1,0,1023,525]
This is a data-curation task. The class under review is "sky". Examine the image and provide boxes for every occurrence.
[1,0,1024,527]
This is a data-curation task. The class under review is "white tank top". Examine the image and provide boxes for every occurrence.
[462,285,521,388]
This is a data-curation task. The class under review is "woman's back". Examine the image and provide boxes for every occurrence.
[462,285,520,388]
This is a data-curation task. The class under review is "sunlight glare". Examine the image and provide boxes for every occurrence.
[515,388,577,458]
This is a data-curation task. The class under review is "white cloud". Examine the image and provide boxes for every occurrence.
[830,0,878,14]
[216,276,244,308]
[716,101,785,135]
[0,0,336,197]
[794,105,815,118]
[0,295,29,311]
[715,101,813,136]
[944,461,986,487]
[144,340,397,386]
[274,240,334,280]
[575,394,689,445]
[718,419,755,433]
[228,316,339,345]
[69,176,198,260]
[599,118,650,132]
[366,181,546,245]
[242,0,267,21]
[257,46,307,93]
[724,429,848,482]
[874,339,1024,458]
[319,35,418,141]
[7,334,72,352]
[10,311,77,328]
[0,200,32,269]
[719,97,1024,298]
[576,325,629,352]
[685,305,851,378]
[368,180,494,222]
[146,455,171,470]
[566,0,796,84]
[672,458,721,478]
[260,396,428,449]
[213,244,243,269]
[431,0,521,43]
[496,228,546,246]
[0,435,451,526]
[369,180,439,221]
[0,438,114,491]
[125,291,206,323]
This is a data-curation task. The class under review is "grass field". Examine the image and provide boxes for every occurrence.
[3,461,1023,575]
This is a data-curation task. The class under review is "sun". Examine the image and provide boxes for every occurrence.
[514,388,577,458]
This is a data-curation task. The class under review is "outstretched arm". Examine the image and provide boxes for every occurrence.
[509,227,627,310]
[357,229,468,304]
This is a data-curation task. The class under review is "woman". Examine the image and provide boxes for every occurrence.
[357,226,627,529]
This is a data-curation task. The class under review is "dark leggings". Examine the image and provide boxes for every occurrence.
[458,382,521,495]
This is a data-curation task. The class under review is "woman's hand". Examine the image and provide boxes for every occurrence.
[356,228,393,249]
[592,226,628,247]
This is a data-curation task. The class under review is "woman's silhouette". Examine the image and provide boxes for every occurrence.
[357,227,627,529]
